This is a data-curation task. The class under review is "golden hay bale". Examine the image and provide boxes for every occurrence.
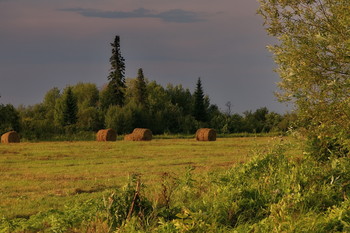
[132,128,152,141]
[124,133,135,141]
[124,128,152,141]
[96,129,117,141]
[195,128,216,141]
[1,131,20,143]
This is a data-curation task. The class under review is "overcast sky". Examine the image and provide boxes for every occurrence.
[0,0,291,114]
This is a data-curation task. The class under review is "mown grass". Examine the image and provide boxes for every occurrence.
[0,137,299,220]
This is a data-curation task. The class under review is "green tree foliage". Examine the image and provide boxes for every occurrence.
[15,79,290,140]
[0,103,20,135]
[99,84,114,112]
[18,103,55,140]
[71,83,101,131]
[55,87,78,127]
[76,107,100,131]
[105,105,129,134]
[146,81,172,134]
[105,102,148,134]
[71,83,99,109]
[258,0,350,156]
[102,35,126,110]
[193,78,207,122]
[43,87,61,116]
[166,84,193,116]
[134,68,148,107]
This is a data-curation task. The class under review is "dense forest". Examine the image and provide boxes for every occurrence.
[0,36,295,140]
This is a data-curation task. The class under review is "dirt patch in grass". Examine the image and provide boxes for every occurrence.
[169,162,195,166]
[0,150,20,155]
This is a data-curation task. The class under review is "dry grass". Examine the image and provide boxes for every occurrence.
[0,137,301,219]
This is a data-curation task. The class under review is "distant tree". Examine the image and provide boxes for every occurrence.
[71,83,101,131]
[192,78,207,122]
[265,112,283,132]
[55,87,78,127]
[243,107,270,133]
[43,87,61,123]
[103,35,126,109]
[99,85,114,112]
[18,103,54,140]
[166,84,193,116]
[43,87,61,109]
[134,68,148,106]
[105,102,147,134]
[0,104,20,135]
[225,101,232,116]
[77,107,100,131]
[71,82,99,109]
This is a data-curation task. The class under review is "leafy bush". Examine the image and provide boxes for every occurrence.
[0,199,103,232]
[305,136,349,162]
[105,174,153,232]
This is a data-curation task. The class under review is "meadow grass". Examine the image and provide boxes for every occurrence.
[0,136,300,220]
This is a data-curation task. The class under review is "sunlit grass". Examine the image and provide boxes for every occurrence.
[0,137,301,219]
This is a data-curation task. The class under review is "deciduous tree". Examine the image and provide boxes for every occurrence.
[0,104,20,134]
[258,0,350,158]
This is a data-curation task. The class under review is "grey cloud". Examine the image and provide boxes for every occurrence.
[59,7,205,23]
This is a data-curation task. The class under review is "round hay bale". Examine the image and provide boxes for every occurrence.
[1,131,20,144]
[96,129,117,141]
[195,128,216,141]
[131,128,152,141]
[124,133,135,141]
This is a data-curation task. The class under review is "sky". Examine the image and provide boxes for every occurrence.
[0,0,291,114]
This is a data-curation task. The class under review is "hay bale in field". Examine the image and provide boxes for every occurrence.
[1,131,20,143]
[124,128,152,141]
[96,129,117,141]
[132,128,152,141]
[196,128,216,141]
[124,133,135,141]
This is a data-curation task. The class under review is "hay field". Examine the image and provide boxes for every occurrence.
[0,137,299,219]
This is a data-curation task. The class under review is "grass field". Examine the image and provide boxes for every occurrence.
[0,136,300,219]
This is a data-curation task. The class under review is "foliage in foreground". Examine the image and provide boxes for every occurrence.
[3,144,350,232]
[258,0,350,159]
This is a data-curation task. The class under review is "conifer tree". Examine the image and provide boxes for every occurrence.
[63,87,78,126]
[103,35,126,109]
[55,87,77,126]
[134,68,147,106]
[193,77,207,122]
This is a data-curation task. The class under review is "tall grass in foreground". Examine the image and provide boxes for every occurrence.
[2,142,350,232]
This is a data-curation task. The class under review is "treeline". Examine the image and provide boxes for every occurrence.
[0,35,295,140]
[0,77,294,140]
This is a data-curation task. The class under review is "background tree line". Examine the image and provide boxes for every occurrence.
[0,77,294,140]
[0,35,295,140]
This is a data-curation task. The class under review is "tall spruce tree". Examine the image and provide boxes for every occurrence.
[193,77,207,122]
[55,87,77,126]
[134,68,148,106]
[62,87,78,126]
[104,35,126,109]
